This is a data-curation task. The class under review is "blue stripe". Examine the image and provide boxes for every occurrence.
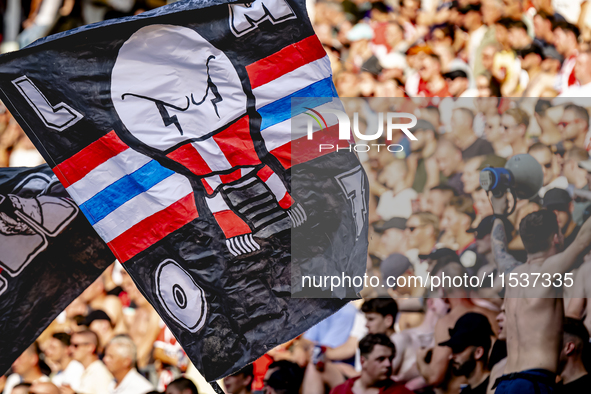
[259,77,337,130]
[80,160,174,225]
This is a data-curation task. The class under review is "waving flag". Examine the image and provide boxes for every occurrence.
[0,0,368,381]
[0,165,114,372]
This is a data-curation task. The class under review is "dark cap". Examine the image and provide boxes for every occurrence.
[458,3,481,13]
[380,253,412,288]
[542,45,564,63]
[439,312,494,353]
[443,70,468,80]
[419,247,459,261]
[467,215,514,240]
[373,217,407,233]
[542,188,572,211]
[78,310,112,327]
[517,43,544,59]
[410,119,436,133]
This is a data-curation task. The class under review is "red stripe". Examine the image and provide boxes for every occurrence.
[246,35,327,90]
[270,124,346,168]
[53,131,128,187]
[213,210,252,238]
[269,143,292,169]
[257,165,274,182]
[201,179,215,195]
[212,116,261,168]
[167,143,212,177]
[219,168,242,184]
[278,193,293,209]
[108,193,198,262]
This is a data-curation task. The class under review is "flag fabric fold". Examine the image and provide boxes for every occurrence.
[0,0,368,381]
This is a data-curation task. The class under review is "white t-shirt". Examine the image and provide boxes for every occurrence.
[78,360,113,394]
[376,188,418,220]
[51,360,84,391]
[108,369,154,394]
[3,374,50,394]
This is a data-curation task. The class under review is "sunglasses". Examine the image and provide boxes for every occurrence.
[70,342,91,348]
[558,120,580,128]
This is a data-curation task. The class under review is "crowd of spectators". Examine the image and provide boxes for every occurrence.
[2,0,591,392]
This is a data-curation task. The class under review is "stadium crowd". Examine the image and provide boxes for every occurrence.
[2,0,591,392]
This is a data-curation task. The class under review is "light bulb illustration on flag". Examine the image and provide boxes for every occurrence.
[111,24,306,258]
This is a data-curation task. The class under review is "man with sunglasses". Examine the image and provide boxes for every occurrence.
[499,108,529,156]
[528,143,569,198]
[61,330,113,394]
[556,104,590,150]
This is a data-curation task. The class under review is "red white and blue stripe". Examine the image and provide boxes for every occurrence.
[52,131,199,262]
[246,35,346,168]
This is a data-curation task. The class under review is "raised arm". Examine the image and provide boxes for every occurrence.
[489,193,521,274]
[544,216,591,274]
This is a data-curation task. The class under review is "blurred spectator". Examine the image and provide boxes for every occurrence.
[373,218,408,259]
[408,119,440,193]
[557,318,590,392]
[461,156,486,194]
[376,160,418,220]
[424,185,457,218]
[3,343,49,394]
[404,212,440,279]
[439,313,494,394]
[10,383,31,394]
[164,377,198,394]
[434,139,465,195]
[487,307,507,392]
[558,51,591,98]
[500,108,530,156]
[557,104,590,149]
[103,335,153,394]
[79,310,114,354]
[44,333,83,391]
[223,364,254,394]
[152,325,188,391]
[417,53,451,97]
[450,108,494,160]
[64,330,113,394]
[528,142,569,197]
[29,382,60,394]
[553,22,580,93]
[264,361,303,394]
[542,188,580,248]
[330,334,412,394]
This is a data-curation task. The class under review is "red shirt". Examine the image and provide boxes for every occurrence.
[330,377,413,394]
[417,79,452,98]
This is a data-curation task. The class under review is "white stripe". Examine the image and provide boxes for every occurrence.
[92,173,193,242]
[202,175,222,193]
[66,148,151,205]
[206,191,230,214]
[260,98,344,152]
[226,239,239,256]
[265,173,288,201]
[252,57,332,110]
[191,139,232,172]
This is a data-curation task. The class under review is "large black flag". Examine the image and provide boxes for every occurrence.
[0,165,115,371]
[0,0,368,381]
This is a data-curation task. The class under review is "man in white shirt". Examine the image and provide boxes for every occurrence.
[44,333,83,391]
[103,335,154,394]
[2,343,50,394]
[61,330,113,394]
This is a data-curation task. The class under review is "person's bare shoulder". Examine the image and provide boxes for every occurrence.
[487,357,507,394]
